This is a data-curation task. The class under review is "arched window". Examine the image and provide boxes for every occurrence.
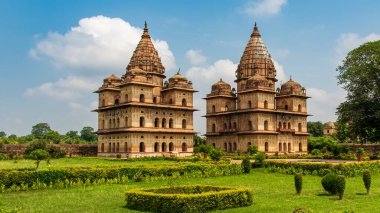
[224,123,227,129]
[212,105,216,113]
[264,100,268,109]
[154,142,159,152]
[248,121,253,130]
[224,143,227,152]
[169,118,174,128]
[140,117,145,127]
[162,118,167,128]
[298,123,302,132]
[108,143,111,152]
[182,119,187,129]
[283,143,287,152]
[288,122,291,129]
[140,94,145,103]
[299,143,302,152]
[264,120,269,130]
[182,143,187,152]
[139,142,145,152]
[288,143,291,152]
[265,142,269,152]
[248,101,252,108]
[212,124,216,132]
[233,142,237,151]
[182,99,187,106]
[117,118,120,128]
[162,142,167,152]
[153,97,157,103]
[169,142,174,152]
[278,122,282,129]
[279,143,282,152]
[228,142,232,153]
[298,104,302,112]
[102,99,105,107]
[225,105,229,111]
[283,122,286,129]
[115,98,119,105]
[125,94,128,103]
[233,122,237,129]
[154,118,159,128]
[124,142,128,152]
[101,143,104,152]
[112,143,115,153]
[125,117,128,127]
[284,105,289,110]
[102,120,105,129]
[116,143,120,153]
[169,98,173,104]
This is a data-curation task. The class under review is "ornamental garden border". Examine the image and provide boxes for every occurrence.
[125,185,253,213]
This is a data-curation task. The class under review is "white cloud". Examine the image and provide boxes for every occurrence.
[30,15,176,73]
[273,59,287,84]
[335,32,380,65]
[244,0,287,16]
[25,75,97,100]
[186,59,237,87]
[185,49,207,66]
[307,87,346,122]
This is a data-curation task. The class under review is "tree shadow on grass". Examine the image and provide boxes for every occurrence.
[317,193,331,197]
[355,192,368,196]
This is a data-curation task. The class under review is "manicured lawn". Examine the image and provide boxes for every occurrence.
[0,157,177,170]
[1,169,379,212]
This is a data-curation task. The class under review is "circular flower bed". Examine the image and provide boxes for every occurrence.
[125,185,253,213]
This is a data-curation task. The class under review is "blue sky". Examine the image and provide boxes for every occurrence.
[1,0,379,136]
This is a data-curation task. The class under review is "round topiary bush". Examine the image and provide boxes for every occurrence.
[125,185,253,213]
[363,169,371,194]
[321,173,338,194]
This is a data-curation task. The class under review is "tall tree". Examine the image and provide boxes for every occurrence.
[80,126,97,142]
[307,121,324,137]
[0,131,6,138]
[31,123,51,138]
[337,40,380,143]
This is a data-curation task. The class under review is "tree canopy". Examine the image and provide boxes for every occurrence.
[307,121,324,137]
[31,123,51,137]
[336,40,380,143]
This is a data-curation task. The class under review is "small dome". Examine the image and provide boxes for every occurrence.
[104,74,120,81]
[169,72,188,81]
[246,72,271,89]
[210,79,233,96]
[279,77,303,95]
[324,121,336,129]
[165,70,193,89]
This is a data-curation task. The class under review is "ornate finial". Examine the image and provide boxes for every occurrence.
[177,68,180,74]
[251,21,261,37]
[290,75,292,80]
[144,21,148,31]
[220,78,223,82]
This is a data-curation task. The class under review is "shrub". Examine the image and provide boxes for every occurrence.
[125,185,253,213]
[336,175,346,200]
[362,169,371,194]
[254,152,265,168]
[116,154,121,159]
[311,149,321,156]
[27,149,49,169]
[248,145,258,155]
[294,173,302,194]
[133,171,144,182]
[45,146,66,158]
[25,140,47,156]
[242,158,251,174]
[321,173,338,194]
[209,148,224,161]
[0,153,8,160]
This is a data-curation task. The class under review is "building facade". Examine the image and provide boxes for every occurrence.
[323,121,337,136]
[95,22,197,158]
[205,23,310,154]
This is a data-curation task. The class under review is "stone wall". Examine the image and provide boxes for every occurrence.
[0,144,98,157]
[348,144,380,155]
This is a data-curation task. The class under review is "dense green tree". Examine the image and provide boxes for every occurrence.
[27,149,49,169]
[80,126,97,142]
[307,121,324,137]
[337,40,380,143]
[66,130,79,139]
[193,135,206,147]
[31,123,51,138]
[8,134,17,139]
[0,131,6,138]
[43,130,62,144]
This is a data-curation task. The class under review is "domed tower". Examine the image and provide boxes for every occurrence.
[235,23,276,93]
[323,121,337,136]
[162,70,197,106]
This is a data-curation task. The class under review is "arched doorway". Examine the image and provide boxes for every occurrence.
[169,142,174,152]
[162,142,167,152]
[139,142,145,152]
[182,143,187,152]
[154,142,159,152]
[265,142,269,152]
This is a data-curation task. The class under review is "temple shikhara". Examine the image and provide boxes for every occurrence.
[204,23,310,154]
[95,22,197,158]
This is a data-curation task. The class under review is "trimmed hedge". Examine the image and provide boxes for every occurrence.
[125,185,253,213]
[0,162,243,189]
[264,160,380,177]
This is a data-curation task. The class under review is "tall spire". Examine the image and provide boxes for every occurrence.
[126,21,165,74]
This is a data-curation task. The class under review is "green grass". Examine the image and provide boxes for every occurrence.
[1,169,379,212]
[0,157,177,170]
